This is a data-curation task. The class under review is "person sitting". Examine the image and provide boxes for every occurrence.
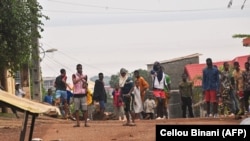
[43,88,54,105]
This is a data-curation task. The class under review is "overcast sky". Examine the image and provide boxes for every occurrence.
[38,0,250,78]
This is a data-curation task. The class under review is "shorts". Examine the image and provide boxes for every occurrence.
[153,89,166,99]
[73,96,87,111]
[237,91,244,99]
[123,97,133,112]
[204,90,217,103]
[55,90,67,101]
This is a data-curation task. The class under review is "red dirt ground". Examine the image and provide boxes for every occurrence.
[0,114,244,141]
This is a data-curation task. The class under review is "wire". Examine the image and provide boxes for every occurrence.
[41,42,113,76]
[44,54,75,74]
[241,0,247,9]
[57,50,112,75]
[43,0,249,15]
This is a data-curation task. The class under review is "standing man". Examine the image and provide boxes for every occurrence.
[133,70,149,102]
[119,68,136,126]
[93,72,107,119]
[220,61,239,116]
[133,70,149,118]
[151,61,171,119]
[72,64,89,127]
[233,61,245,116]
[202,58,220,118]
[54,68,69,119]
[243,62,250,115]
[12,83,25,118]
[179,73,194,118]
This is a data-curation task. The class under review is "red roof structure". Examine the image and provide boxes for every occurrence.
[185,55,250,86]
[243,37,250,47]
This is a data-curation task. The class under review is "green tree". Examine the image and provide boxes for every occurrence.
[0,0,48,76]
[109,73,119,88]
[232,34,250,38]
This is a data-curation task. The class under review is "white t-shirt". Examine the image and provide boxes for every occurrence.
[15,89,25,98]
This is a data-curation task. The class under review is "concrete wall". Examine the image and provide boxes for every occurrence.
[168,90,182,118]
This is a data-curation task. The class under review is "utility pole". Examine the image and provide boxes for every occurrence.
[31,40,42,102]
[30,0,42,102]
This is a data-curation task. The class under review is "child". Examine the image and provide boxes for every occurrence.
[112,83,125,121]
[144,94,156,119]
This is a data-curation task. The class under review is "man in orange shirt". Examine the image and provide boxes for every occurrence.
[133,70,149,102]
[134,70,149,119]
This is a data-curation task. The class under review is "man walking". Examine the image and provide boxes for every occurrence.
[54,69,69,119]
[119,68,136,126]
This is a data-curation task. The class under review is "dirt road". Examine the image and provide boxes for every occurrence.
[0,115,244,141]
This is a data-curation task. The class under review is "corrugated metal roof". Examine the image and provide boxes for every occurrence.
[147,53,202,65]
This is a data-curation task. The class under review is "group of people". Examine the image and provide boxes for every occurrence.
[41,57,250,128]
[111,68,154,126]
[202,58,250,119]
[111,61,175,126]
[50,60,195,127]
[50,64,107,127]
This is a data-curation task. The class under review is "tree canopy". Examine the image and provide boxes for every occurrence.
[232,34,250,38]
[0,0,48,75]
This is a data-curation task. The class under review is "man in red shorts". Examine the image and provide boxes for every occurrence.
[202,58,220,118]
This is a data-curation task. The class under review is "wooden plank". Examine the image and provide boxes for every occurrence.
[0,90,60,114]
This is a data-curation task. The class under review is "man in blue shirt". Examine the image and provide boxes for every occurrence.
[202,58,220,118]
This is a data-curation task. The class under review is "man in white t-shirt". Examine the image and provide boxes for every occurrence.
[15,83,25,98]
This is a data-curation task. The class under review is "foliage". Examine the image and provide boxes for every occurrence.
[90,75,111,86]
[0,0,48,76]
[232,34,250,38]
[109,73,119,88]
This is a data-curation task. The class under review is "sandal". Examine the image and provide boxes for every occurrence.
[73,124,80,127]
